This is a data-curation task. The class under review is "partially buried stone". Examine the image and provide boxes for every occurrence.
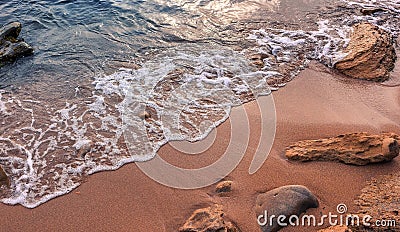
[215,181,233,193]
[179,204,241,232]
[255,185,319,232]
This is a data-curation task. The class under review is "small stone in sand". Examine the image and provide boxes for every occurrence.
[215,181,233,193]
[179,204,240,232]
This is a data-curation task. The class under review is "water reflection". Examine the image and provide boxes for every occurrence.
[0,0,328,93]
[151,0,281,24]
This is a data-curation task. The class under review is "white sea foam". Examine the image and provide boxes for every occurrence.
[340,0,400,36]
[0,91,12,116]
[247,19,352,68]
[0,45,275,208]
[342,0,400,14]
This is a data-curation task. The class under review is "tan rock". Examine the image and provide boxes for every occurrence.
[318,225,352,232]
[251,60,264,68]
[334,23,396,81]
[351,173,400,231]
[285,133,399,165]
[215,181,233,193]
[249,52,269,68]
[179,205,240,232]
[138,111,151,120]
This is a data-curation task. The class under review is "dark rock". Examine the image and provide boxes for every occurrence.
[249,53,268,61]
[334,23,396,81]
[255,185,319,232]
[285,133,399,165]
[179,205,241,232]
[0,22,33,65]
[0,40,33,62]
[0,22,21,41]
[360,8,385,15]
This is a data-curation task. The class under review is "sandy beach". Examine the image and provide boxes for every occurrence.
[0,59,399,231]
[2,0,400,231]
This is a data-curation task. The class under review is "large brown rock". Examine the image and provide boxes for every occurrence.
[334,22,396,81]
[179,205,240,232]
[285,133,399,165]
[255,185,319,232]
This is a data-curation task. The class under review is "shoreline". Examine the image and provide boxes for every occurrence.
[1,61,400,231]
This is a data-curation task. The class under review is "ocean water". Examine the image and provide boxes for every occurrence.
[0,0,399,208]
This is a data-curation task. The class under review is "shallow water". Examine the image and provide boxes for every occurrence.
[0,0,399,208]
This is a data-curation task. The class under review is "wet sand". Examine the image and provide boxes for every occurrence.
[1,61,400,231]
